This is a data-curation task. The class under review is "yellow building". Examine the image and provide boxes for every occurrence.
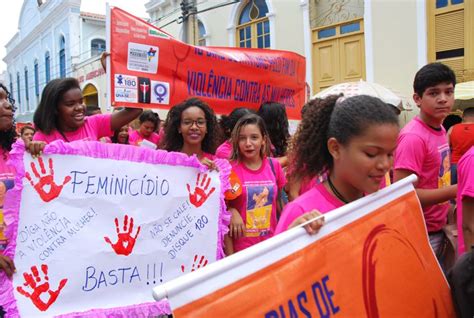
[310,0,473,121]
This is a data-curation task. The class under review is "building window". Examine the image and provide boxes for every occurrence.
[34,60,39,98]
[24,67,29,110]
[427,0,471,82]
[9,74,13,99]
[236,0,270,49]
[16,72,21,108]
[91,39,106,57]
[45,51,51,82]
[59,36,66,78]
[198,20,206,46]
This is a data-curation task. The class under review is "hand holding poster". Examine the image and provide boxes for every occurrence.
[153,176,455,317]
[0,141,230,317]
[108,7,306,119]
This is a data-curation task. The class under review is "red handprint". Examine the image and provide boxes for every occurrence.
[181,255,209,273]
[186,173,215,208]
[26,157,71,202]
[16,264,67,312]
[104,215,141,256]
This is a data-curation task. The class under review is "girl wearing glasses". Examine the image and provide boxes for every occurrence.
[161,98,219,167]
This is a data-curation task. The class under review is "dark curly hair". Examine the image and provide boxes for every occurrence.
[161,98,218,154]
[290,94,399,179]
[0,83,17,155]
[139,110,160,131]
[219,107,255,139]
[111,126,129,144]
[33,77,81,134]
[257,102,290,157]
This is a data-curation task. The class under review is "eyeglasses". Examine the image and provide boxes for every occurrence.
[181,119,207,127]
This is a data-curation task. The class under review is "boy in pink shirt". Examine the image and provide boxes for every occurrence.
[457,146,474,254]
[394,63,457,258]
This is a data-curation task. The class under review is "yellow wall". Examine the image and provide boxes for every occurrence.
[370,0,422,123]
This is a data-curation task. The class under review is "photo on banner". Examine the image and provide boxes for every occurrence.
[0,140,231,317]
[107,6,306,119]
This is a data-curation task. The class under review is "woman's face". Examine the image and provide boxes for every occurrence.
[0,88,13,132]
[332,123,399,195]
[21,128,35,145]
[57,88,86,132]
[139,120,156,138]
[179,106,207,148]
[117,125,129,144]
[237,123,265,162]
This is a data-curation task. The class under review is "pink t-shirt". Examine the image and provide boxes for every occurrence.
[128,130,161,147]
[457,146,474,254]
[394,116,450,232]
[33,114,113,143]
[0,150,15,253]
[275,183,343,234]
[215,140,232,159]
[228,158,286,252]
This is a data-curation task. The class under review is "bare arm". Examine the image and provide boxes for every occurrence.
[276,156,288,168]
[462,196,474,252]
[111,108,143,132]
[393,169,457,206]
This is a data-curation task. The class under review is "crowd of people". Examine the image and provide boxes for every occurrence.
[1,62,474,316]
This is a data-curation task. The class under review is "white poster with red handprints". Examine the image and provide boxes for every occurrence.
[0,140,230,317]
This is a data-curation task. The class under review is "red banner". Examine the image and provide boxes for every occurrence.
[108,7,306,119]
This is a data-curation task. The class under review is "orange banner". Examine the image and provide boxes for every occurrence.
[169,190,454,317]
[108,7,306,119]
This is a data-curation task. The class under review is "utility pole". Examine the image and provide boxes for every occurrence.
[180,0,198,45]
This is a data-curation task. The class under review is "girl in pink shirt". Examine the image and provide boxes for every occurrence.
[276,95,399,234]
[29,78,142,155]
[225,114,286,253]
[128,110,160,147]
[161,98,219,168]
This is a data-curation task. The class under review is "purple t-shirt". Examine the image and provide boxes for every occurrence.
[457,146,474,254]
[275,183,343,234]
[394,116,450,232]
[228,158,286,252]
[33,114,113,143]
[128,130,161,147]
[215,140,232,159]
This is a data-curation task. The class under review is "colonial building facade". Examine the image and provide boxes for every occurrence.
[4,0,107,122]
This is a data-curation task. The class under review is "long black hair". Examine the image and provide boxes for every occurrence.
[33,77,81,134]
[219,107,255,140]
[290,95,399,179]
[161,98,218,153]
[0,83,17,154]
[257,102,290,157]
